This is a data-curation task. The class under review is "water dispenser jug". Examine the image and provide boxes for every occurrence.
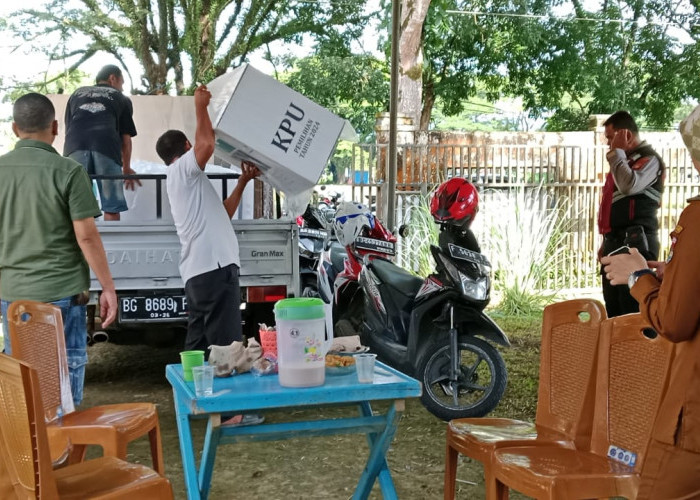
[274,297,331,387]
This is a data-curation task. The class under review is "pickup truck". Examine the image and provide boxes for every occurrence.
[88,172,300,342]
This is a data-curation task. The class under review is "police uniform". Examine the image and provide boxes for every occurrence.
[631,198,700,496]
[599,141,665,317]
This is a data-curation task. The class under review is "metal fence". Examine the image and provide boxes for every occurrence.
[341,143,697,293]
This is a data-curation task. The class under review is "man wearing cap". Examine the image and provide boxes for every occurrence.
[64,64,141,221]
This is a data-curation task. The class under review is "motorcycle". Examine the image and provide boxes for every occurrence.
[318,203,396,335]
[296,205,329,297]
[315,186,342,222]
[321,199,509,421]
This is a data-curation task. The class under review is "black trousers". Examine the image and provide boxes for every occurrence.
[184,264,242,354]
[601,230,659,318]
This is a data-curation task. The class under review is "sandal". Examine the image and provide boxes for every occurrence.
[220,414,265,427]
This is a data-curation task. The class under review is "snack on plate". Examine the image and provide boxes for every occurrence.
[325,354,356,367]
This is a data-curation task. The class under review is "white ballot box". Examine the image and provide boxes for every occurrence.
[206,64,355,195]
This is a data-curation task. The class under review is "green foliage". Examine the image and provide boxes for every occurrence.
[281,55,389,142]
[543,107,590,132]
[378,0,700,131]
[673,100,699,123]
[2,70,90,105]
[431,92,532,131]
[419,0,514,123]
[485,186,570,316]
[8,1,371,95]
[501,2,700,130]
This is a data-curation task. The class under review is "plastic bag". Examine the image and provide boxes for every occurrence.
[250,353,278,376]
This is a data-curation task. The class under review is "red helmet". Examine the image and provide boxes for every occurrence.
[430,178,479,228]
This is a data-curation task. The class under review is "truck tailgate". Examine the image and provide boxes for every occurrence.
[92,219,299,295]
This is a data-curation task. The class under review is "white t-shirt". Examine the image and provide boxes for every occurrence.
[166,149,239,284]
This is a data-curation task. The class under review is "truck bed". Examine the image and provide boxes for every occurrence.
[93,219,299,292]
[91,218,299,328]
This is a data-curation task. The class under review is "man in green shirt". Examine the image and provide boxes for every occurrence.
[0,92,117,406]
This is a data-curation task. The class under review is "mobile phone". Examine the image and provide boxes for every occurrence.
[607,245,631,256]
[624,225,649,253]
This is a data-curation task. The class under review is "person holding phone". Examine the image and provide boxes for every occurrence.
[598,110,665,317]
[599,106,700,499]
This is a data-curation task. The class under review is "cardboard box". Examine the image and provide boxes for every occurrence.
[207,64,353,195]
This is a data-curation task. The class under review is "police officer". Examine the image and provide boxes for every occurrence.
[598,110,664,317]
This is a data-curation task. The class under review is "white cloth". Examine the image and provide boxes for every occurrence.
[166,149,239,284]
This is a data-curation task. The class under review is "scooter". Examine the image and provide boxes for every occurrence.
[315,186,342,222]
[318,206,396,336]
[296,205,330,298]
[321,203,509,420]
[361,242,509,420]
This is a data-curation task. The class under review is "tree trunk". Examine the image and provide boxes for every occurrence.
[398,0,431,130]
[420,77,435,131]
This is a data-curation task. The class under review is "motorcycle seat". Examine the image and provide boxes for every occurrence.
[330,243,347,270]
[370,258,423,297]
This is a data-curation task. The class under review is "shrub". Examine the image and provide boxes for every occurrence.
[479,185,571,316]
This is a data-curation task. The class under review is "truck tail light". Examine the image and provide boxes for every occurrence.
[246,286,287,303]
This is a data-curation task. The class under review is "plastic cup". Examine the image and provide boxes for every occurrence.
[192,365,214,397]
[180,350,205,382]
[356,353,377,384]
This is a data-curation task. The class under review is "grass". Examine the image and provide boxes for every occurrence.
[80,312,545,499]
[487,311,542,422]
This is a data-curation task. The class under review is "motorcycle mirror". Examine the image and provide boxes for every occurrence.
[398,224,410,238]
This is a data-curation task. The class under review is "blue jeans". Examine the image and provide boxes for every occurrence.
[69,150,128,213]
[1,297,88,407]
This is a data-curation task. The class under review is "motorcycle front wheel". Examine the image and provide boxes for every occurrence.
[417,335,507,421]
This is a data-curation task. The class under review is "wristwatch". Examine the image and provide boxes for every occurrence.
[628,269,656,289]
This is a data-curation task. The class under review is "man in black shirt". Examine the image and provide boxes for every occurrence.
[64,64,141,221]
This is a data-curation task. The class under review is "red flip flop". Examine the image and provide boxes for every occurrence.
[221,414,265,427]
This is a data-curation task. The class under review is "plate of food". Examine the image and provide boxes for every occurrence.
[327,335,368,356]
[325,353,356,375]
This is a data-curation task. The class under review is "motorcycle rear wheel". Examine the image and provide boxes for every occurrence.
[417,335,507,421]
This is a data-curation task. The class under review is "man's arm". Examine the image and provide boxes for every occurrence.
[606,150,660,195]
[631,204,700,343]
[223,162,261,218]
[193,85,215,170]
[72,217,117,328]
[121,134,141,190]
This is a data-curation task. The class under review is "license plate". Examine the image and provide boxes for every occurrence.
[448,243,491,267]
[119,294,188,322]
[299,228,327,239]
[354,236,396,256]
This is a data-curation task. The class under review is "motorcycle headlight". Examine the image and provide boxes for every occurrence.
[437,253,489,301]
[459,273,489,301]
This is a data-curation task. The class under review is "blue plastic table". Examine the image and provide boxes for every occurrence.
[165,362,422,500]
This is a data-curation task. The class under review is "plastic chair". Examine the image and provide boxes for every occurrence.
[491,313,674,499]
[7,300,164,475]
[0,353,173,499]
[443,298,606,499]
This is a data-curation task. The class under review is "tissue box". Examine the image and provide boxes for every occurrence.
[207,64,348,195]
